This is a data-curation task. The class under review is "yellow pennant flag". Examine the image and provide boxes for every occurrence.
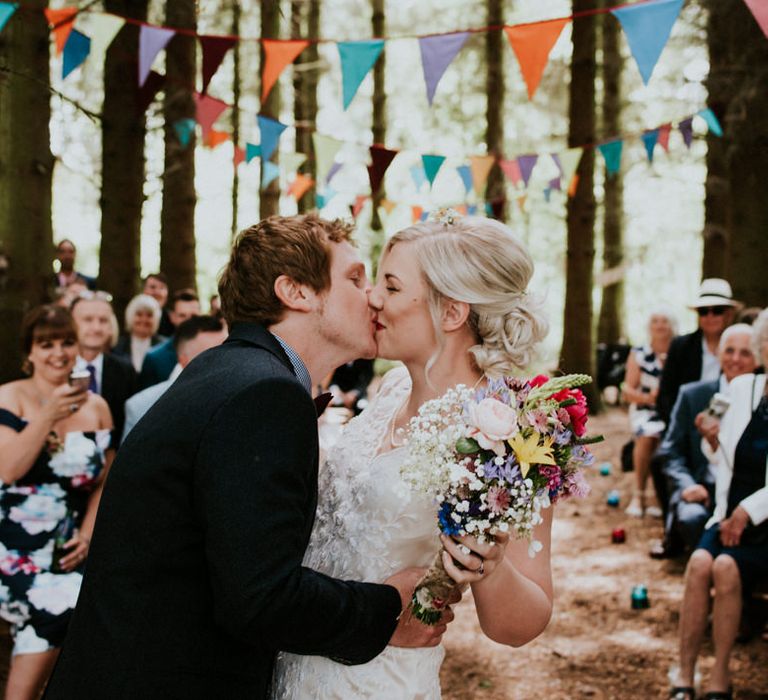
[312,134,343,184]
[75,12,124,59]
[281,152,307,175]
[470,155,495,197]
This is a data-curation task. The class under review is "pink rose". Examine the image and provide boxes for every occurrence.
[551,388,588,436]
[467,398,519,455]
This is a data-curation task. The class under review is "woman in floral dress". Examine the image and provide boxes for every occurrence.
[0,306,113,699]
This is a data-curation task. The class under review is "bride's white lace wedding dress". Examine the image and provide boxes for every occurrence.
[271,367,445,699]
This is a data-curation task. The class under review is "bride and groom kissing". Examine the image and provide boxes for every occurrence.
[44,213,555,699]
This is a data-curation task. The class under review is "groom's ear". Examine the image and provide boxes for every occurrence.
[274,275,314,313]
[441,299,471,332]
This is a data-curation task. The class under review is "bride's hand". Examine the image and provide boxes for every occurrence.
[440,532,510,585]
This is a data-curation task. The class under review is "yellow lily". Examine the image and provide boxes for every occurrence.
[508,432,557,478]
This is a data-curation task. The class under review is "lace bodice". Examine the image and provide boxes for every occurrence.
[272,367,445,699]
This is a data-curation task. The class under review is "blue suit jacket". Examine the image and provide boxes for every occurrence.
[137,337,177,389]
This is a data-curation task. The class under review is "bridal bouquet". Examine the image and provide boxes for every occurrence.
[400,374,600,624]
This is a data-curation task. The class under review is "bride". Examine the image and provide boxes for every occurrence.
[273,215,554,698]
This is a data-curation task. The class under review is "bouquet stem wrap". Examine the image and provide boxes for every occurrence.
[410,550,458,625]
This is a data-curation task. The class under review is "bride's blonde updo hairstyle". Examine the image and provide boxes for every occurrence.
[383,214,548,377]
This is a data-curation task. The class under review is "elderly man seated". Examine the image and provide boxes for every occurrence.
[658,324,757,558]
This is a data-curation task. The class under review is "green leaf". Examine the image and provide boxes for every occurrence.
[575,434,605,445]
[456,437,480,454]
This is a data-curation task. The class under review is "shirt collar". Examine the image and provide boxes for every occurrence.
[76,353,103,375]
[270,333,312,395]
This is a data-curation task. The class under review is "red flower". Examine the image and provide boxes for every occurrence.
[529,374,550,388]
[551,388,588,436]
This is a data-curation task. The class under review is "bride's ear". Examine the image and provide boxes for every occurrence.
[441,299,471,332]
[274,275,314,312]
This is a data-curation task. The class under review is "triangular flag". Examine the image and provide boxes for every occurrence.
[313,133,343,183]
[380,198,397,214]
[641,128,659,162]
[469,155,495,196]
[261,160,280,188]
[139,25,175,87]
[316,188,337,209]
[678,117,693,148]
[556,147,583,186]
[499,159,522,186]
[245,143,261,163]
[548,176,562,192]
[421,154,446,186]
[74,12,123,59]
[45,7,78,55]
[62,29,90,79]
[173,118,196,147]
[743,0,768,38]
[234,146,246,167]
[262,39,309,102]
[204,129,230,148]
[567,174,580,197]
[0,3,17,34]
[658,123,672,152]
[200,35,237,94]
[410,166,427,190]
[351,194,368,218]
[418,32,469,105]
[281,152,307,174]
[326,162,343,184]
[287,173,314,200]
[367,145,398,194]
[543,187,553,203]
[517,154,538,187]
[194,93,229,136]
[136,71,165,115]
[257,115,288,162]
[598,139,623,175]
[455,204,468,215]
[337,40,385,109]
[611,0,683,85]
[467,204,478,215]
[420,209,430,222]
[411,206,423,223]
[504,18,569,100]
[457,165,473,194]
[697,108,723,137]
[516,195,527,212]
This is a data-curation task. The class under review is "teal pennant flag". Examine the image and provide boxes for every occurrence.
[337,40,385,109]
[0,2,17,33]
[173,118,196,147]
[598,139,623,175]
[697,108,723,137]
[62,29,90,79]
[641,129,659,162]
[245,143,261,163]
[257,115,288,162]
[422,154,446,187]
[611,0,682,85]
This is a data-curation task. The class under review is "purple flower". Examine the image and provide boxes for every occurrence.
[563,469,591,498]
[483,454,521,484]
[571,444,595,466]
[553,428,573,446]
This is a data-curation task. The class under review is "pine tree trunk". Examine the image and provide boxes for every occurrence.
[292,0,319,214]
[485,0,506,220]
[561,0,600,409]
[260,1,281,219]
[231,0,242,239]
[99,0,150,323]
[597,8,624,345]
[0,1,54,382]
[370,0,387,234]
[160,0,197,293]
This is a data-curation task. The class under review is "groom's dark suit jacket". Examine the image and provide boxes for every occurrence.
[45,323,401,699]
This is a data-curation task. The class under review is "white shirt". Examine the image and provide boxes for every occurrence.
[130,336,152,373]
[76,353,104,394]
[700,339,720,382]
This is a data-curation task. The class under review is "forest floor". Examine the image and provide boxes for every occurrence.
[440,407,768,700]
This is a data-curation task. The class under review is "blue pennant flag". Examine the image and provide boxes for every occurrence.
[641,129,659,162]
[63,29,91,79]
[337,40,385,109]
[173,118,196,147]
[611,0,682,85]
[0,2,18,33]
[457,165,473,194]
[697,108,723,137]
[598,139,623,175]
[422,154,446,187]
[261,160,280,188]
[467,204,478,216]
[257,115,288,162]
[410,165,427,190]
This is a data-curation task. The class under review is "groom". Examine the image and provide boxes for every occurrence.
[45,216,445,698]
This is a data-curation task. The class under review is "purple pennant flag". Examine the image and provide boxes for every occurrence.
[517,155,538,187]
[678,117,693,149]
[418,32,469,105]
[139,25,175,86]
[326,161,343,184]
[551,153,563,178]
[548,176,562,192]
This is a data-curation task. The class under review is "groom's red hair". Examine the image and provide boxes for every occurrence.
[218,214,354,327]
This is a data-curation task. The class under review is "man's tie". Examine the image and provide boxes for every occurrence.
[86,364,98,394]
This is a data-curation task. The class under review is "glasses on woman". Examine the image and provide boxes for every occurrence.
[697,306,728,317]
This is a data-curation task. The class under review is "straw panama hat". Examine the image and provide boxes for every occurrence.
[689,278,739,309]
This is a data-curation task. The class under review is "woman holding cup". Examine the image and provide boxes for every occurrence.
[0,305,112,699]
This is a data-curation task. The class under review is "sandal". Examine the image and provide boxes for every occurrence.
[669,687,695,700]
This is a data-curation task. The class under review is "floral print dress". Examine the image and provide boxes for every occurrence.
[0,408,107,655]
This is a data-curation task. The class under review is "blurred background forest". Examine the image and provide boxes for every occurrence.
[1,0,767,391]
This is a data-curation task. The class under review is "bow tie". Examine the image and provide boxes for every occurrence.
[313,392,333,418]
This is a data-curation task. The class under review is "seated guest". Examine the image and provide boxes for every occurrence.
[670,310,768,700]
[138,289,200,390]
[328,358,375,415]
[70,291,137,448]
[622,308,676,517]
[661,325,757,557]
[123,316,227,442]
[52,239,96,292]
[142,273,174,337]
[112,294,165,372]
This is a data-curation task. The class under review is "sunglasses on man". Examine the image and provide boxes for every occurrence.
[697,306,728,317]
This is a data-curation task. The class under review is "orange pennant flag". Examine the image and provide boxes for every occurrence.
[567,174,580,198]
[233,146,246,167]
[204,129,231,148]
[504,18,569,100]
[469,155,495,197]
[516,195,527,211]
[287,173,314,200]
[411,206,423,223]
[262,39,310,102]
[45,7,78,55]
[379,198,397,214]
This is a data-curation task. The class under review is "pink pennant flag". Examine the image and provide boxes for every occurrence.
[139,25,175,86]
[194,93,229,136]
[743,0,768,38]
[200,35,237,94]
[499,159,522,186]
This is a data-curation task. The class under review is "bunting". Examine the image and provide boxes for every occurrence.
[137,71,165,115]
[338,40,385,109]
[556,147,583,187]
[262,39,309,102]
[44,7,78,55]
[173,118,196,147]
[641,129,659,162]
[598,139,623,174]
[0,3,17,34]
[410,165,427,190]
[62,29,90,79]
[204,129,230,148]
[367,145,398,194]
[262,160,281,188]
[743,0,768,38]
[139,25,175,86]
[233,146,246,167]
[678,116,693,148]
[287,173,314,200]
[499,159,522,186]
[312,134,343,183]
[74,12,123,59]
[200,35,237,94]
[697,108,722,137]
[194,93,229,136]
[281,152,308,174]
[469,155,495,196]
[517,154,538,187]
[258,115,288,162]
[418,32,469,105]
[245,143,261,163]
[421,154,446,186]
[457,165,473,194]
[657,123,672,152]
[504,18,569,100]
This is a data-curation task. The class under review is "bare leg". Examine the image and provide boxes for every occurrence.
[707,554,742,693]
[628,436,658,515]
[676,549,713,687]
[4,649,59,700]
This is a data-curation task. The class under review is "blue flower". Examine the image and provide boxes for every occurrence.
[437,503,462,535]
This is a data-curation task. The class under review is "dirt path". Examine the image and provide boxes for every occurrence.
[440,408,768,700]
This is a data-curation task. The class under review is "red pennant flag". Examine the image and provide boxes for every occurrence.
[200,35,237,94]
[194,93,229,136]
[204,129,230,148]
[136,70,166,115]
[350,195,368,218]
[287,174,314,200]
[499,159,522,186]
[262,39,310,102]
[233,146,246,167]
[367,145,398,194]
[45,7,78,55]
[657,122,672,153]
[504,18,569,99]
